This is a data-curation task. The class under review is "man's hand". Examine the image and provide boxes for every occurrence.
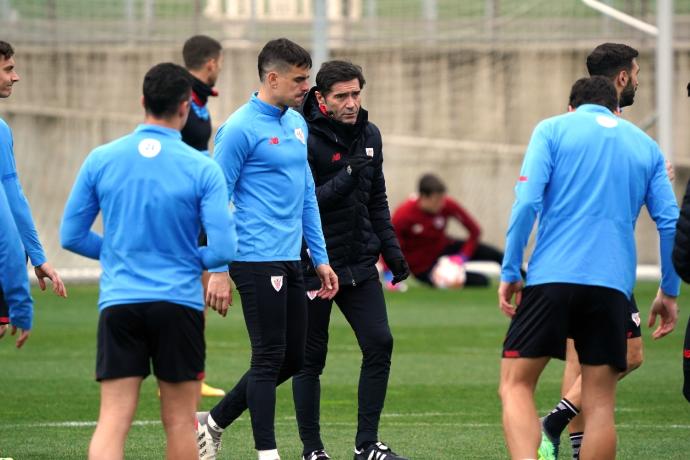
[315,264,339,300]
[10,325,30,348]
[388,258,410,285]
[498,280,523,318]
[648,288,678,340]
[205,271,233,317]
[34,262,67,298]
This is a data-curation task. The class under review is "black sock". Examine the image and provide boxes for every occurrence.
[356,441,375,451]
[569,431,583,459]
[543,398,580,438]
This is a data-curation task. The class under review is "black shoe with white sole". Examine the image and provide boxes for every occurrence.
[353,442,408,460]
[302,449,332,460]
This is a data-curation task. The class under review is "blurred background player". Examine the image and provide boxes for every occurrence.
[292,60,410,460]
[539,43,674,460]
[181,34,222,157]
[0,41,66,302]
[391,173,505,289]
[499,76,679,460]
[60,62,237,460]
[195,38,338,460]
[0,186,33,348]
[181,34,227,399]
[672,80,690,405]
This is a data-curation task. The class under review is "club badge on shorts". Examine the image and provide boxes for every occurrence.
[271,276,284,292]
[294,127,306,145]
[631,312,641,327]
[306,290,318,300]
[366,147,374,157]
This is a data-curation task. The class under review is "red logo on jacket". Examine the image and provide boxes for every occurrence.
[269,137,280,145]
[332,152,341,162]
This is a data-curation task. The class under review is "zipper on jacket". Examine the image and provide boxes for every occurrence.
[347,266,356,287]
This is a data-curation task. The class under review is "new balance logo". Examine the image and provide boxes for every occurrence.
[332,152,341,162]
[269,137,279,145]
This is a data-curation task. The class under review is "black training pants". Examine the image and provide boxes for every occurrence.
[210,261,307,450]
[292,277,393,452]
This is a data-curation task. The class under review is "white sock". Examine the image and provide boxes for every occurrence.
[257,448,280,460]
[207,413,224,433]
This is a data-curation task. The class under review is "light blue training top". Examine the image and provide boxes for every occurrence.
[502,104,680,298]
[213,93,328,267]
[0,186,33,329]
[0,117,46,266]
[60,124,237,311]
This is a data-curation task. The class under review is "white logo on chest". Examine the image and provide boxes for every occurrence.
[433,216,446,229]
[138,138,161,158]
[294,128,306,145]
[412,224,424,234]
[596,115,618,128]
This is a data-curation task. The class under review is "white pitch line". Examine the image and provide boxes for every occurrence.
[2,417,689,430]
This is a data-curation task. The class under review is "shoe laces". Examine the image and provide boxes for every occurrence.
[304,449,331,460]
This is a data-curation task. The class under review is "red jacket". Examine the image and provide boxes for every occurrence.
[392,196,481,275]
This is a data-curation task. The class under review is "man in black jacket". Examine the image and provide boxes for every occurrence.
[672,81,690,404]
[292,60,410,460]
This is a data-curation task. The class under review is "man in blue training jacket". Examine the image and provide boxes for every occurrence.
[195,38,339,460]
[0,186,33,348]
[498,76,680,460]
[61,63,237,460]
[181,34,229,399]
[0,41,66,304]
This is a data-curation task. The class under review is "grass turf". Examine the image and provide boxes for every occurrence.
[1,281,689,458]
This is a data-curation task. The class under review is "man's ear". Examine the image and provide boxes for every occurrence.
[315,90,325,106]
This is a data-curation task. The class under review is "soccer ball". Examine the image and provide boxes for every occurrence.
[430,256,466,289]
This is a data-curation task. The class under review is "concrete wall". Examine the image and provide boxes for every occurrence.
[2,43,690,271]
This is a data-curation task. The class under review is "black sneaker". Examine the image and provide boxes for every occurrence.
[353,442,408,460]
[302,449,332,460]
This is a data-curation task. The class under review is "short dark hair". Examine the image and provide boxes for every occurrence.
[418,173,447,197]
[316,60,366,96]
[568,76,618,112]
[0,41,14,60]
[183,35,222,70]
[143,63,193,118]
[257,38,311,82]
[586,43,639,79]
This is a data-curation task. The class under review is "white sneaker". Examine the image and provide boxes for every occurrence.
[196,411,222,460]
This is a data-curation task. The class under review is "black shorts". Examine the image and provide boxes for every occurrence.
[0,287,8,324]
[626,295,641,339]
[502,283,628,371]
[96,302,205,382]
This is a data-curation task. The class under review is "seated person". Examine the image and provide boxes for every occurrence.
[391,173,507,288]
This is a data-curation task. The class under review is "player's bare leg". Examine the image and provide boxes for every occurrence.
[88,377,142,460]
[578,364,618,460]
[499,356,550,459]
[159,379,201,460]
[200,270,226,399]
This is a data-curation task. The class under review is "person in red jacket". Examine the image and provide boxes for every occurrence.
[392,173,505,287]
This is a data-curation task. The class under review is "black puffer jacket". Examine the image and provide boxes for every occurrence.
[299,87,404,289]
[673,178,690,282]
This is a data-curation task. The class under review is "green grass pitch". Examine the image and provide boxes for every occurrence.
[1,281,689,458]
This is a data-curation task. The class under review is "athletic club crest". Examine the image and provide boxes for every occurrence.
[631,312,641,327]
[366,147,374,157]
[306,290,318,300]
[271,276,284,292]
[294,127,306,145]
